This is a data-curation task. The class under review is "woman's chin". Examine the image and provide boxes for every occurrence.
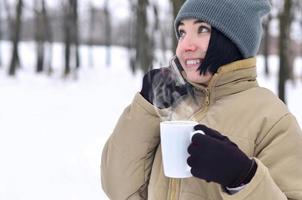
[187,73,212,85]
[187,75,203,83]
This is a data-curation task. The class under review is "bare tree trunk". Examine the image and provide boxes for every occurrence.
[287,40,295,82]
[4,0,21,69]
[63,0,79,78]
[136,0,153,73]
[263,14,272,77]
[42,0,53,75]
[72,0,80,71]
[128,0,136,73]
[88,3,96,67]
[63,2,71,76]
[8,0,23,76]
[104,0,111,66]
[64,31,71,76]
[34,0,45,73]
[278,0,293,104]
[171,0,185,53]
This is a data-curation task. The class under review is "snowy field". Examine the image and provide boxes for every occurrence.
[0,41,301,200]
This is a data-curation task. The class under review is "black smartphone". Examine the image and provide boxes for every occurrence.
[169,55,186,86]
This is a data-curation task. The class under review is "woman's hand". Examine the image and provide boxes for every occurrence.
[140,68,188,109]
[187,124,257,188]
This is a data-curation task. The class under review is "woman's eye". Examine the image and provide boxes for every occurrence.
[198,26,211,34]
[178,29,185,38]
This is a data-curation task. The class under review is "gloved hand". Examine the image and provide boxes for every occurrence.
[187,124,257,188]
[140,68,189,109]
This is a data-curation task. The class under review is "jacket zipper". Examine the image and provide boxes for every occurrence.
[168,89,210,200]
[204,88,210,107]
[168,179,179,200]
[190,88,210,121]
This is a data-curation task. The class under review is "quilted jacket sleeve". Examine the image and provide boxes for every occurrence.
[220,113,302,200]
[101,93,164,200]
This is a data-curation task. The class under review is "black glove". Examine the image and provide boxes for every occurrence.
[187,124,257,188]
[140,68,189,108]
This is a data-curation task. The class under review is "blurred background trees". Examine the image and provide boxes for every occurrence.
[0,0,301,103]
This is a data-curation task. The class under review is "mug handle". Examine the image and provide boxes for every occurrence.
[191,130,205,138]
[186,130,205,174]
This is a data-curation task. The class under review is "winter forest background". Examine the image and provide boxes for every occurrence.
[0,0,302,200]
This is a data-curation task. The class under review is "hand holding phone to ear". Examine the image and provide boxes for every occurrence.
[140,66,188,108]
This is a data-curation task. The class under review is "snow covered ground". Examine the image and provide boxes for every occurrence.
[0,41,301,200]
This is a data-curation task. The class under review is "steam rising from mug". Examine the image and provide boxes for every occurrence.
[150,63,198,121]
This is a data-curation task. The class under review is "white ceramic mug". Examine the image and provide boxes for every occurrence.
[160,120,205,178]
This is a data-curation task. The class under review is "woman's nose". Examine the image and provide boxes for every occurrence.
[182,36,197,52]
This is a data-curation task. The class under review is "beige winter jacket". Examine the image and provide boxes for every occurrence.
[101,57,302,200]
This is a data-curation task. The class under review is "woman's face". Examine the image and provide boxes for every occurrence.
[176,19,212,85]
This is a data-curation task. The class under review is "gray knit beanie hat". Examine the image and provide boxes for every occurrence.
[174,0,271,58]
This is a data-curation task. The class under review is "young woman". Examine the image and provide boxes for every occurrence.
[101,0,302,199]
